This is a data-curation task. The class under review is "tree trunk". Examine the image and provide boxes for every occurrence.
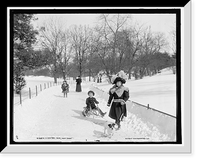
[54,76,57,83]
[89,69,91,81]
[134,72,138,80]
[128,72,131,79]
[154,69,157,75]
[79,61,82,77]
[107,75,112,83]
[139,68,145,79]
[53,68,58,83]
[127,67,132,80]
[62,71,66,80]
[146,68,149,76]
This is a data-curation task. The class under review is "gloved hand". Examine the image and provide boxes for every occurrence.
[121,102,125,105]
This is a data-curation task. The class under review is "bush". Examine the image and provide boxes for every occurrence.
[33,68,51,76]
[14,61,26,94]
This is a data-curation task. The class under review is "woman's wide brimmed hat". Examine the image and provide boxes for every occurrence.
[111,70,128,84]
[113,77,126,84]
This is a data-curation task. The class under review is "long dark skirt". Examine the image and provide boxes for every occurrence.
[76,83,82,92]
[109,102,127,122]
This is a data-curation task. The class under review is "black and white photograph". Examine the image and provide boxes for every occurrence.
[3,3,192,153]
[11,10,179,143]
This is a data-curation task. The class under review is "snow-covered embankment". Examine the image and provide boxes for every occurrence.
[90,84,176,141]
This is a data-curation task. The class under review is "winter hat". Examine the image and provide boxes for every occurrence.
[111,75,118,84]
[111,70,128,84]
[117,70,128,81]
[88,90,95,96]
[113,77,126,84]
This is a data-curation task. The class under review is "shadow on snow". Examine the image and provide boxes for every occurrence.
[72,109,106,127]
[72,110,114,140]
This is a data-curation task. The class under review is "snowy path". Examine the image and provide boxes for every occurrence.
[14,83,172,142]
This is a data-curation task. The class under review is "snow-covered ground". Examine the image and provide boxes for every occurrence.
[94,69,176,116]
[14,79,174,142]
[13,69,176,142]
[24,76,74,90]
[14,76,74,105]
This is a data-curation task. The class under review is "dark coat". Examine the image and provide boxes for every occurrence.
[76,78,82,84]
[61,83,69,92]
[86,97,99,109]
[107,85,129,121]
[76,78,82,92]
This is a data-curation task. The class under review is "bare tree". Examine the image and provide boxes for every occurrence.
[70,25,92,77]
[39,18,64,83]
[120,25,144,79]
[91,26,110,79]
[57,30,72,80]
[100,14,130,72]
[92,14,131,82]
[136,26,169,78]
[169,22,176,55]
[169,25,176,74]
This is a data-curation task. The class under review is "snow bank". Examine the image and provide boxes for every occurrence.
[94,95,172,141]
[94,69,176,116]
[14,70,176,142]
[14,81,174,142]
[90,84,176,141]
[25,76,64,81]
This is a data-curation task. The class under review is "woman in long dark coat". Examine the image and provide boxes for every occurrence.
[76,76,82,92]
[107,77,129,129]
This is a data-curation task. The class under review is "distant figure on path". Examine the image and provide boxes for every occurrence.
[76,76,82,92]
[61,80,69,98]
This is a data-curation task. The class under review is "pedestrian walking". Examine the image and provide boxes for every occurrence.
[107,71,129,130]
[76,76,82,92]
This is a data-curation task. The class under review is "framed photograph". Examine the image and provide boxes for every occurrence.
[2,1,191,153]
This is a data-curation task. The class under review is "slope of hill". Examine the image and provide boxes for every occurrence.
[95,69,176,116]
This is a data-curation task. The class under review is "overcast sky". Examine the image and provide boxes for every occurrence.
[32,14,176,53]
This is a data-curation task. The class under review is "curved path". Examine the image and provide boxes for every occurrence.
[14,83,170,142]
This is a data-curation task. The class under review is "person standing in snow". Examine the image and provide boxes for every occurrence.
[107,71,129,130]
[61,80,69,98]
[76,76,82,92]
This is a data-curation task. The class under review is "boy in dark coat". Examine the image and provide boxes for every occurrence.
[61,81,69,97]
[107,77,129,130]
[83,90,106,117]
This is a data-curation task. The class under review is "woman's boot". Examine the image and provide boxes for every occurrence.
[115,120,121,130]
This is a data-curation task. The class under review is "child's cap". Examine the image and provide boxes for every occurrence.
[88,90,95,96]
